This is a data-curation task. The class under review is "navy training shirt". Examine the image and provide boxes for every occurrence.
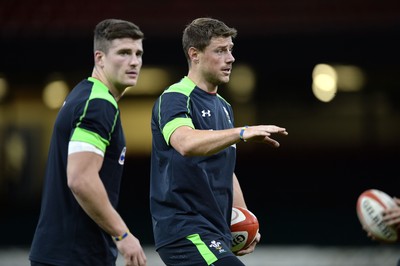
[150,76,237,249]
[30,77,126,265]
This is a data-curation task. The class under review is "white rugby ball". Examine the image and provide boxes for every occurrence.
[356,189,398,243]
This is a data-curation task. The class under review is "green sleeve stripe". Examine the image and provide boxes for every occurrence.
[71,127,109,152]
[163,118,194,145]
[186,234,218,265]
[109,109,119,141]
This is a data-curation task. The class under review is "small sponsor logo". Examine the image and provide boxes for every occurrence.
[119,147,126,165]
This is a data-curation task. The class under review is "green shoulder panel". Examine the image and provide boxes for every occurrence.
[70,77,117,152]
[164,76,196,97]
[87,77,118,108]
[159,76,196,145]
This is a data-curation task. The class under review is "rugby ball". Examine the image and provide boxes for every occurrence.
[230,207,259,252]
[356,189,398,243]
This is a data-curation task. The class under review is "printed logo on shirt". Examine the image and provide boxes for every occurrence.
[201,110,211,117]
[119,147,126,165]
[209,240,227,254]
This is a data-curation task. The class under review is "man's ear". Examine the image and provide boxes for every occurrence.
[94,50,105,68]
[188,47,199,64]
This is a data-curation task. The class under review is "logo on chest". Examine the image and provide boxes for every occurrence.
[201,109,211,117]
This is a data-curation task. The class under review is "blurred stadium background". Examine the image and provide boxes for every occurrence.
[0,0,399,265]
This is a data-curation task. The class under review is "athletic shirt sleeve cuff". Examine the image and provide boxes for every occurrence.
[68,141,105,157]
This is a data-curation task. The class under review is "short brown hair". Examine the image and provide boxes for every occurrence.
[94,19,144,53]
[182,17,237,62]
